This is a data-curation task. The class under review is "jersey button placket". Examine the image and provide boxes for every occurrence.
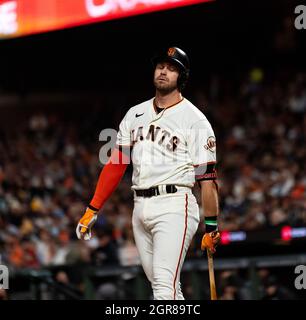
[141,139,151,182]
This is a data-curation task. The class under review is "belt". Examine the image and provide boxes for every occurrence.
[135,185,178,198]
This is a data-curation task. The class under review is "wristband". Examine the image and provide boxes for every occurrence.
[204,216,218,233]
[88,204,99,212]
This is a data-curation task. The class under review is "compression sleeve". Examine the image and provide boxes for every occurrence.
[89,146,129,210]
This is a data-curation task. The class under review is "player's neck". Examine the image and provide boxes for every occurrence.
[154,90,183,109]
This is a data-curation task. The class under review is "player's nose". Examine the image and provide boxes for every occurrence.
[160,67,167,75]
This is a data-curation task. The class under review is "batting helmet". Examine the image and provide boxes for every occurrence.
[151,47,190,91]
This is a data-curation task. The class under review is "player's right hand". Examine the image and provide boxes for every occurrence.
[76,207,98,241]
[201,231,220,254]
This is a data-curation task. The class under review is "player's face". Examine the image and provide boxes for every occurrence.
[153,61,180,94]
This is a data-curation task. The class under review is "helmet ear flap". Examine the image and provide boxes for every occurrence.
[177,70,189,91]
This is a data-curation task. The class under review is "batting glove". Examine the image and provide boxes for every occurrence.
[76,207,98,241]
[201,231,221,254]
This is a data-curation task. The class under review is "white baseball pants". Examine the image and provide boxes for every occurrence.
[132,186,200,300]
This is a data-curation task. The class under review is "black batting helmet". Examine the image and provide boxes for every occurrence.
[151,47,190,91]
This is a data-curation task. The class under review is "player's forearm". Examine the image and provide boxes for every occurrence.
[200,180,219,216]
[200,180,219,232]
[89,147,129,210]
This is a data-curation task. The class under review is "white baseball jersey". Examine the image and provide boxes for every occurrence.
[116,97,217,189]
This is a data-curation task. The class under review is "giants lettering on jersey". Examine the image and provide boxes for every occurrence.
[131,124,180,152]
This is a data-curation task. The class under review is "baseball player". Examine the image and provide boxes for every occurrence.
[76,47,220,300]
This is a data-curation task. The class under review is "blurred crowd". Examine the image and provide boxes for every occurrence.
[0,65,305,299]
[213,68,306,232]
[214,267,297,300]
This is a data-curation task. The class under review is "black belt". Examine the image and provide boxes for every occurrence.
[135,185,177,197]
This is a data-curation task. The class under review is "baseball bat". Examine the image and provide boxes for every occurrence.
[207,250,217,300]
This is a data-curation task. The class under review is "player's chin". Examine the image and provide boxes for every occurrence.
[154,81,176,92]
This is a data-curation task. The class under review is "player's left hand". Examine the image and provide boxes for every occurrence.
[201,231,220,254]
[76,207,98,240]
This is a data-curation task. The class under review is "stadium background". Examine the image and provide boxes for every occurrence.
[0,0,306,300]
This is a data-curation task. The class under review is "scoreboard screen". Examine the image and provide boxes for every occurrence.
[0,0,213,39]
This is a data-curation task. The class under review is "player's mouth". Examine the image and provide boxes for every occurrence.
[157,77,168,82]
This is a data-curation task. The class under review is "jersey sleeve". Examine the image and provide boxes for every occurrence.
[116,110,132,147]
[187,119,217,181]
